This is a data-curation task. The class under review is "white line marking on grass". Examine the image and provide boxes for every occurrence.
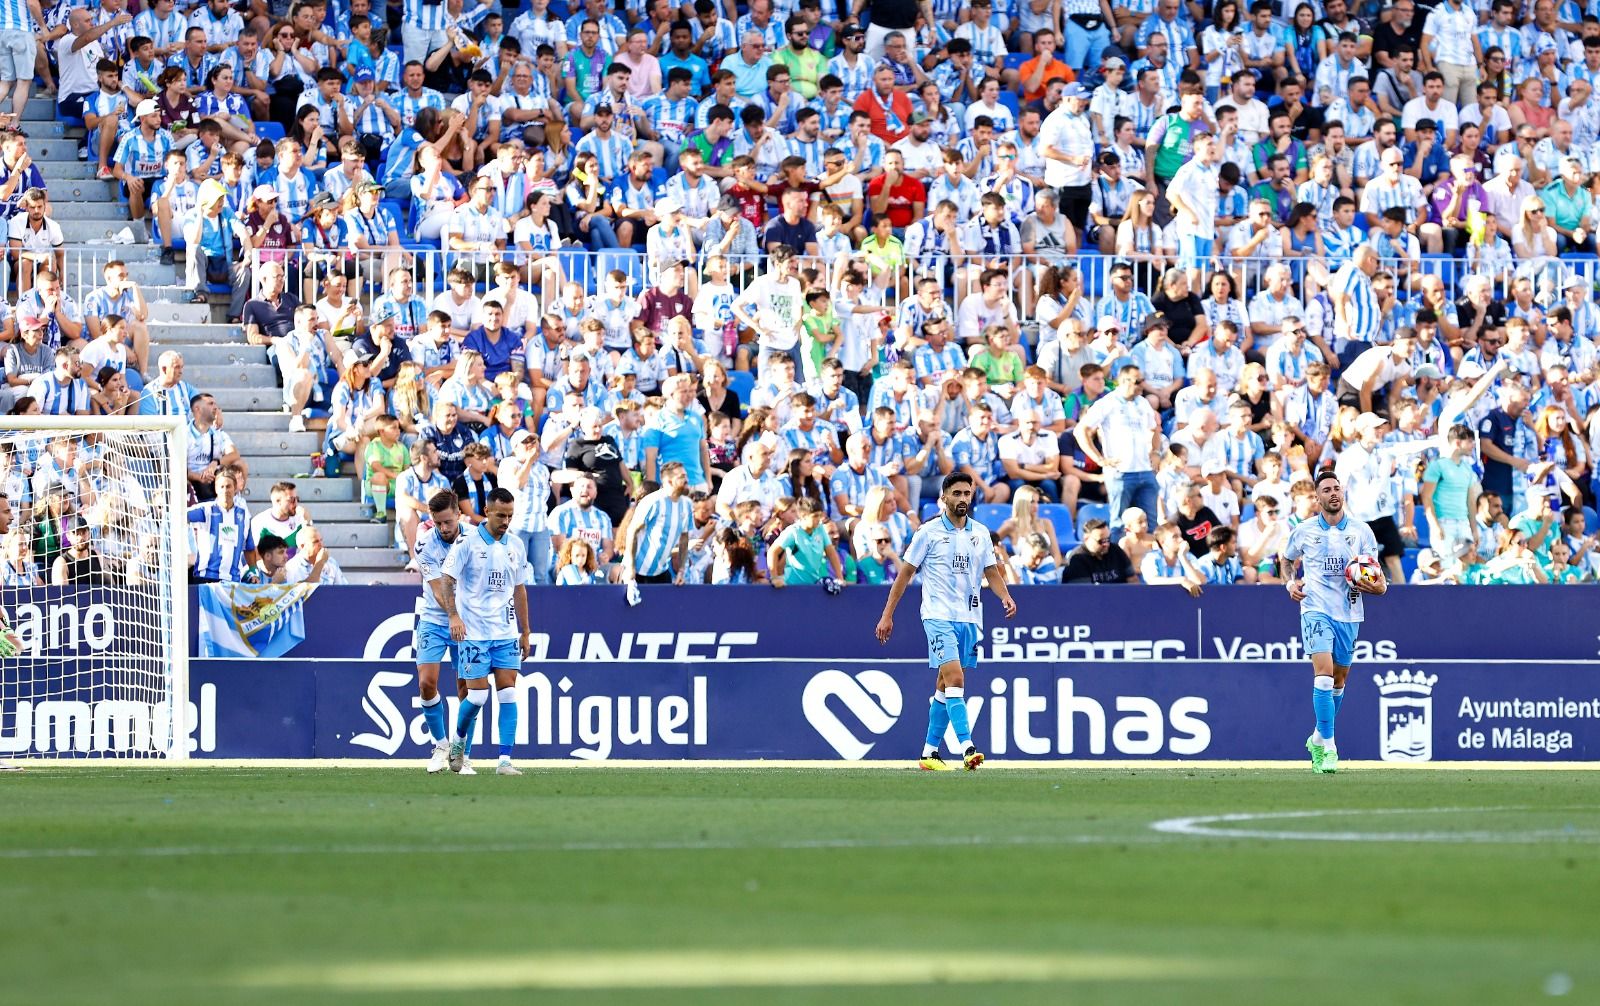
[236,949,1246,991]
[1150,806,1600,844]
[0,832,1174,860]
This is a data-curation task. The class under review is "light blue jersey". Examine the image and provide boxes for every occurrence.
[414,519,463,623]
[903,513,996,626]
[1282,512,1378,624]
[442,522,529,643]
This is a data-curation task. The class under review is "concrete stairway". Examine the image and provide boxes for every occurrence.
[28,97,413,584]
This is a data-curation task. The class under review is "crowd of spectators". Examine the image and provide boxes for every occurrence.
[0,0,1599,587]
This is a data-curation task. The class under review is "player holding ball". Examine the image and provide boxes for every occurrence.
[1279,470,1388,774]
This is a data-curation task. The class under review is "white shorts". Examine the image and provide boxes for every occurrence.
[0,31,37,84]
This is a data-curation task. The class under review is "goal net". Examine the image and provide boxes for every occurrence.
[0,416,188,760]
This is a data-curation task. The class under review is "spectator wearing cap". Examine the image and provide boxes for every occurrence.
[112,98,174,222]
[1334,411,1409,579]
[5,316,51,402]
[348,65,399,155]
[351,303,415,392]
[1039,81,1095,232]
[244,182,296,262]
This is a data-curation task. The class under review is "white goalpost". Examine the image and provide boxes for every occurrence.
[0,415,188,760]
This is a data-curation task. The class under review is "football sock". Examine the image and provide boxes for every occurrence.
[946,686,972,747]
[496,686,518,758]
[1332,686,1345,726]
[1313,676,1335,745]
[457,688,489,754]
[923,692,949,758]
[420,694,447,743]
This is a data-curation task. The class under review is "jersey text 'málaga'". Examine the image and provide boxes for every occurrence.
[441,523,530,641]
[903,514,997,626]
[1282,513,1379,623]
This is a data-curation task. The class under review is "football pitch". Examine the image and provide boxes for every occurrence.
[3,765,1599,1006]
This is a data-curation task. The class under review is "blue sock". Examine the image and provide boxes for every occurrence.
[1332,687,1345,730]
[496,687,518,758]
[1313,676,1335,742]
[923,693,949,756]
[946,686,972,747]
[420,694,447,743]
[456,691,487,755]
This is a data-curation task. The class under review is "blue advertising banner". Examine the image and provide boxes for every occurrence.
[7,586,1598,759]
[182,658,1600,762]
[187,584,1600,665]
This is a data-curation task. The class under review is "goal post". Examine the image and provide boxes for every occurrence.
[0,415,188,760]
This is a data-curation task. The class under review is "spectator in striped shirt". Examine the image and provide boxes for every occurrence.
[187,465,253,583]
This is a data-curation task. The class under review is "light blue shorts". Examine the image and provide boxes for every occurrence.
[1300,612,1359,667]
[924,619,979,670]
[414,620,458,665]
[458,639,521,679]
[1177,234,1214,271]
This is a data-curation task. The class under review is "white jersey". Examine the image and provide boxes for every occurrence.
[415,520,464,626]
[903,513,996,626]
[441,523,529,642]
[1282,513,1378,624]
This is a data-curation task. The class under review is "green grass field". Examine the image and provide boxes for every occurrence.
[3,766,1599,1005]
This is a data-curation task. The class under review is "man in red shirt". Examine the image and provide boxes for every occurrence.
[852,65,913,143]
[866,149,926,230]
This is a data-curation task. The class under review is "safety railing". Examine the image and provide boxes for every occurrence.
[2,244,170,310]
[243,245,1594,342]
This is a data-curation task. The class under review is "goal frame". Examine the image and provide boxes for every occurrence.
[1,414,189,761]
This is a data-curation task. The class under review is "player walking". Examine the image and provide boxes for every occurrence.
[414,489,466,774]
[439,488,531,777]
[876,472,1018,771]
[1280,470,1387,774]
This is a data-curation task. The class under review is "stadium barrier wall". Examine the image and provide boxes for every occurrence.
[8,586,1597,761]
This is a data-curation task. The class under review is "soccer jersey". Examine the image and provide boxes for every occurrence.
[187,497,253,582]
[903,514,997,626]
[630,487,694,577]
[550,501,614,551]
[414,520,462,626]
[442,522,529,642]
[1282,513,1378,623]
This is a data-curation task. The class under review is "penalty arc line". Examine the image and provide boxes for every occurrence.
[1149,806,1600,844]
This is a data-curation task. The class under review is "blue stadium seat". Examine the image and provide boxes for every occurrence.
[596,248,647,289]
[996,91,1021,122]
[1585,505,1598,534]
[1003,52,1028,70]
[920,501,941,522]
[1076,501,1110,538]
[1038,503,1076,545]
[1400,547,1419,582]
[1413,518,1430,548]
[257,121,285,143]
[559,245,597,294]
[726,368,756,406]
[973,503,1011,530]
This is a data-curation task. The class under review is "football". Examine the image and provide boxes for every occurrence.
[1345,554,1384,587]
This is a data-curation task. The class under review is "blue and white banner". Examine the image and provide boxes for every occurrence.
[181,657,1600,762]
[196,582,317,658]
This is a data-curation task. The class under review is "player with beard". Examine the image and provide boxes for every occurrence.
[1280,470,1387,773]
[875,472,1017,770]
[414,489,467,773]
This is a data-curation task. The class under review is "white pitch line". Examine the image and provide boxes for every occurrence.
[0,832,1176,861]
[1150,806,1600,844]
[16,759,1600,770]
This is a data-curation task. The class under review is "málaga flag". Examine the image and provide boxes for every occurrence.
[197,582,318,658]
